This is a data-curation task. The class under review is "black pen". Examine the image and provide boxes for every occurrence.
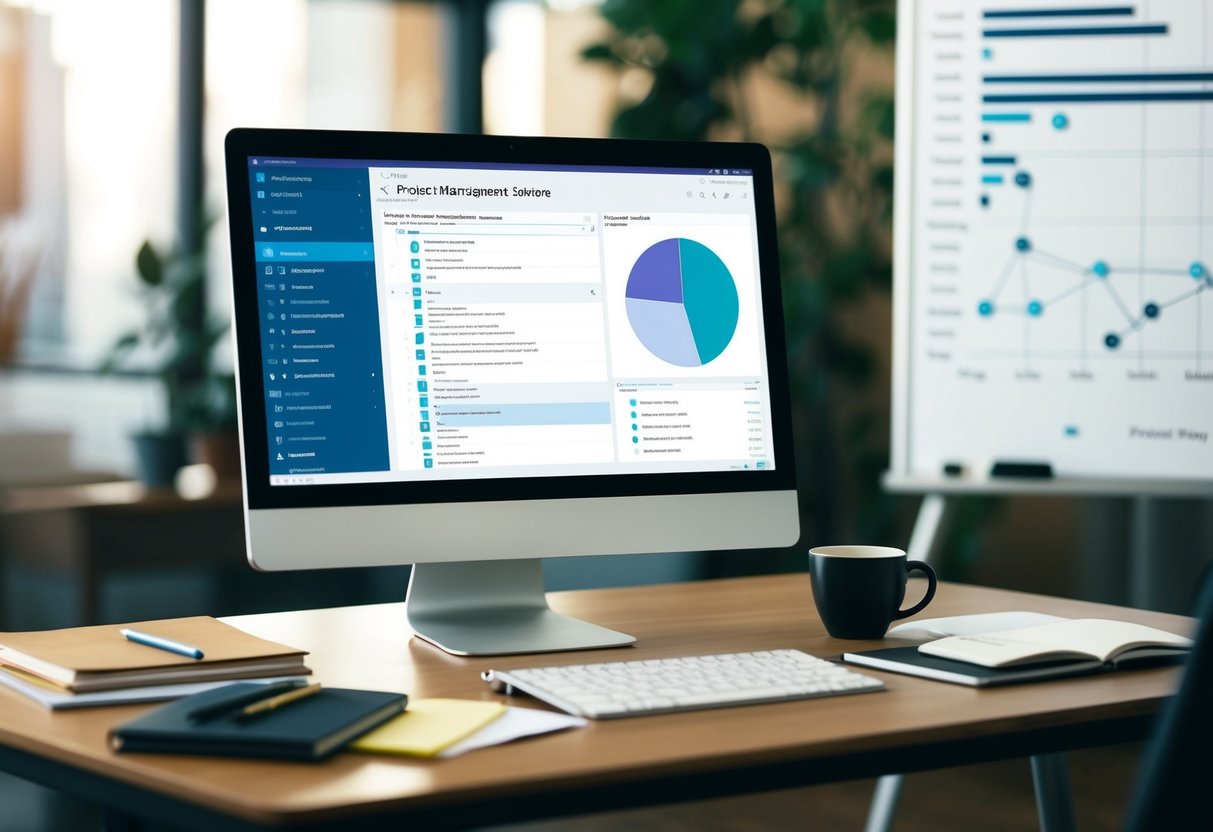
[188,680,307,721]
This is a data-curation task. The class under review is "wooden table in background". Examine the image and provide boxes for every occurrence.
[0,480,245,624]
[0,575,1191,830]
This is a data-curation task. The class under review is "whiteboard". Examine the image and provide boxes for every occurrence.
[890,0,1213,494]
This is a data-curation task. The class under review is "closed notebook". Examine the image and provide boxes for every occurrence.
[109,682,406,761]
[0,617,309,692]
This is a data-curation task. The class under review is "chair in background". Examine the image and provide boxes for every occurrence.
[1123,565,1213,831]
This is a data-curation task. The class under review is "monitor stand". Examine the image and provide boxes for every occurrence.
[404,559,637,656]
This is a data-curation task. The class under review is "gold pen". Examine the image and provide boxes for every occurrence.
[236,682,322,721]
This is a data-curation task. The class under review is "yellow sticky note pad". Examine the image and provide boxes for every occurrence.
[352,698,506,757]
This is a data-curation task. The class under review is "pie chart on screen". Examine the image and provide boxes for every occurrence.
[624,238,739,367]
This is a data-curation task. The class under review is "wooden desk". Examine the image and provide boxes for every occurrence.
[0,480,245,624]
[0,576,1190,831]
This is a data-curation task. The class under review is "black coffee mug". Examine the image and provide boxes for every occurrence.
[808,545,938,639]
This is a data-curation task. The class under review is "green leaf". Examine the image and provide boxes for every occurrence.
[112,332,139,350]
[859,95,896,140]
[872,164,894,194]
[858,10,897,44]
[99,332,140,372]
[171,276,205,327]
[135,240,164,287]
[580,43,619,64]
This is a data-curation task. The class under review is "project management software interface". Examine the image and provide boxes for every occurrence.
[247,157,777,486]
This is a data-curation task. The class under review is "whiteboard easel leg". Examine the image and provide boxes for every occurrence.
[1131,497,1158,610]
[907,492,952,566]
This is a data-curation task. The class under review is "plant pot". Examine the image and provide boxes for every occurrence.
[132,432,188,489]
[190,431,242,480]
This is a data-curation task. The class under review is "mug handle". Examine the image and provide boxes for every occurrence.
[894,561,938,620]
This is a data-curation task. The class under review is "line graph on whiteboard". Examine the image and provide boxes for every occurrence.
[975,169,1211,362]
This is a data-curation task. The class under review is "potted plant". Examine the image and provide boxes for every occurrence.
[103,237,235,487]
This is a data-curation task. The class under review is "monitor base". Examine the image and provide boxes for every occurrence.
[404,559,637,656]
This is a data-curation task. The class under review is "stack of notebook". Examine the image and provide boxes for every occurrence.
[0,616,311,709]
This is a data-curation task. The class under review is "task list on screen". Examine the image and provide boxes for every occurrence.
[249,159,775,485]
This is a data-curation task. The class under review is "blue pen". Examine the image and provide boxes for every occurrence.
[120,628,205,660]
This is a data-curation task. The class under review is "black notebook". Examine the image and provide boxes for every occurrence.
[109,682,406,761]
[841,645,1183,688]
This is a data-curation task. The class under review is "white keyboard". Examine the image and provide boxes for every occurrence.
[481,649,885,719]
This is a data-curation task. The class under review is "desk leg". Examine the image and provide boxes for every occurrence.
[864,774,904,832]
[1030,753,1077,832]
[863,494,952,832]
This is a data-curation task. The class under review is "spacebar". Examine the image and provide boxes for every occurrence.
[671,688,792,708]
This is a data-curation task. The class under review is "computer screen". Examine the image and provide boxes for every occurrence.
[225,129,798,655]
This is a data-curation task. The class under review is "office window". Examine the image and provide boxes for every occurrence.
[204,0,446,364]
[0,0,445,367]
[0,0,629,367]
[484,0,614,138]
[0,0,177,364]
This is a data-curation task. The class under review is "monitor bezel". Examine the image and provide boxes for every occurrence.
[225,127,796,512]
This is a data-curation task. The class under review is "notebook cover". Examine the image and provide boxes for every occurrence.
[109,683,407,761]
[842,646,1104,687]
[0,617,307,673]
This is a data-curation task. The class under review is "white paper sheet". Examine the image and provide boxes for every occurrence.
[0,671,311,710]
[887,611,1066,641]
[438,706,587,758]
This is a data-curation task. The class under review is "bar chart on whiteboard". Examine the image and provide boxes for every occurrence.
[904,0,1213,481]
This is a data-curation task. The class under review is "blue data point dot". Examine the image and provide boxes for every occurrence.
[977,300,994,317]
[1052,113,1068,130]
[982,48,993,59]
[1092,260,1110,278]
[1192,262,1207,279]
[1143,302,1160,319]
[981,132,991,144]
[1015,236,1031,252]
[980,195,990,208]
[1027,300,1043,317]
[1014,171,1031,188]
[631,423,638,431]
[630,411,637,418]
[632,436,639,444]
[1104,333,1121,350]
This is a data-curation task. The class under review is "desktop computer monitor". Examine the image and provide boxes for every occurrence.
[224,128,799,656]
